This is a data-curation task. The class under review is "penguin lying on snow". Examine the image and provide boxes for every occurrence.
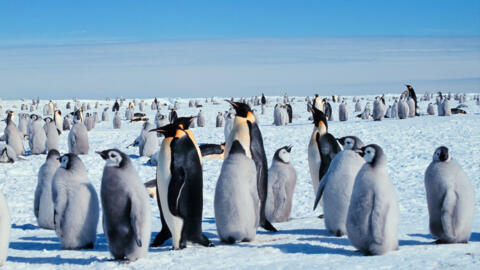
[347,144,399,255]
[424,146,474,244]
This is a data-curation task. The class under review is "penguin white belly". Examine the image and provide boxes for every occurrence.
[38,186,55,229]
[156,141,184,249]
[308,130,321,195]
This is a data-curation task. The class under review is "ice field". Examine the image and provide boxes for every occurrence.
[0,94,479,269]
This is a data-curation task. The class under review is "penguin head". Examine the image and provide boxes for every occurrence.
[175,116,195,130]
[96,149,128,168]
[149,123,179,138]
[58,153,79,170]
[73,109,84,123]
[225,100,253,119]
[6,111,14,124]
[46,149,60,161]
[274,145,293,163]
[359,144,386,167]
[433,146,450,162]
[338,136,364,151]
[30,114,38,121]
[44,117,53,123]
[310,105,328,131]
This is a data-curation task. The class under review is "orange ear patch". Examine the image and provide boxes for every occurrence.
[246,111,256,123]
[175,129,186,138]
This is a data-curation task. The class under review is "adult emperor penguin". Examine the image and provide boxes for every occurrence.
[308,105,341,202]
[52,153,99,249]
[424,146,474,244]
[214,140,260,243]
[224,100,277,232]
[34,149,60,229]
[313,136,365,236]
[2,111,25,156]
[0,192,10,266]
[68,109,89,155]
[265,145,297,223]
[97,149,151,261]
[347,144,399,255]
[54,110,63,134]
[150,123,213,249]
[406,85,419,116]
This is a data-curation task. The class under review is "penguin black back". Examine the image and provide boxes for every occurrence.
[318,133,341,179]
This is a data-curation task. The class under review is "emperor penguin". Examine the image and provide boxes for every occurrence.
[54,110,63,134]
[155,112,169,130]
[197,110,205,127]
[18,113,28,138]
[63,115,71,131]
[47,100,54,115]
[113,111,121,129]
[285,103,293,123]
[427,103,435,115]
[355,100,362,112]
[424,146,474,244]
[224,100,278,232]
[442,99,451,116]
[2,111,25,156]
[34,149,60,229]
[44,117,59,152]
[102,108,109,121]
[313,136,365,236]
[397,98,409,119]
[214,140,260,243]
[407,97,416,117]
[0,144,18,163]
[406,85,419,116]
[339,101,349,121]
[313,94,323,112]
[308,105,341,201]
[223,112,235,142]
[216,112,224,127]
[0,192,10,266]
[169,109,178,123]
[372,98,385,121]
[52,153,99,249]
[391,100,398,118]
[265,145,297,223]
[150,123,213,250]
[138,121,159,157]
[68,109,89,154]
[347,144,399,255]
[29,116,47,155]
[97,149,151,261]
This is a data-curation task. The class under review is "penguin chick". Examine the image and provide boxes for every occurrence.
[34,149,60,229]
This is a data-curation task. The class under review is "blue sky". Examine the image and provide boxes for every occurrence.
[0,1,479,98]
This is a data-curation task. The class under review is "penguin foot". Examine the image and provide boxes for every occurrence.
[335,230,344,237]
[150,230,172,247]
[261,221,278,232]
[318,214,324,219]
[196,234,214,247]
[222,237,236,244]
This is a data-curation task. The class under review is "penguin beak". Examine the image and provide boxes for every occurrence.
[95,150,108,160]
[355,147,365,157]
[225,100,238,108]
[149,128,164,133]
[286,145,293,152]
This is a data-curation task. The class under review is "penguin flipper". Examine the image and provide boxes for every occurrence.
[440,190,457,240]
[151,184,172,247]
[168,168,185,217]
[371,195,389,245]
[313,176,327,210]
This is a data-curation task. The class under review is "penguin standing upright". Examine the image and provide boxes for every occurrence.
[169,109,178,123]
[52,153,99,249]
[54,110,63,134]
[427,103,435,115]
[29,116,47,155]
[197,110,205,127]
[347,144,399,255]
[68,109,89,154]
[214,140,259,243]
[44,117,59,152]
[150,123,213,249]
[223,112,235,142]
[224,100,277,232]
[97,149,151,261]
[406,85,419,116]
[338,101,349,121]
[373,98,385,121]
[2,111,25,156]
[314,136,365,236]
[424,146,474,244]
[216,112,224,127]
[63,115,71,131]
[265,145,297,223]
[0,192,10,266]
[113,111,121,129]
[34,149,60,229]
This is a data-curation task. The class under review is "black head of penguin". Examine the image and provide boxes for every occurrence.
[44,117,53,123]
[337,136,364,151]
[311,105,328,130]
[6,111,14,124]
[58,153,81,170]
[46,149,60,160]
[175,116,195,130]
[358,144,386,168]
[96,148,129,168]
[433,146,450,162]
[149,123,179,138]
[225,100,252,119]
[273,145,293,164]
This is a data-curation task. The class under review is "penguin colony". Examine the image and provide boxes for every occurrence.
[0,87,477,265]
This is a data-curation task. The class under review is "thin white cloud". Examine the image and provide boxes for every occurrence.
[0,37,479,99]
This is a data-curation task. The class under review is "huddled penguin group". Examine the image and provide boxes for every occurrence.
[0,89,477,266]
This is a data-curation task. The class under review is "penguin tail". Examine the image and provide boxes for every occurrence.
[261,220,278,232]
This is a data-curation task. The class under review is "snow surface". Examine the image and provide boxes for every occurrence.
[0,94,479,269]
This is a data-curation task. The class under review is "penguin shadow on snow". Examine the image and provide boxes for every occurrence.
[261,243,358,256]
[8,255,105,265]
[128,154,140,159]
[10,233,109,252]
[258,228,330,236]
[11,223,39,230]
